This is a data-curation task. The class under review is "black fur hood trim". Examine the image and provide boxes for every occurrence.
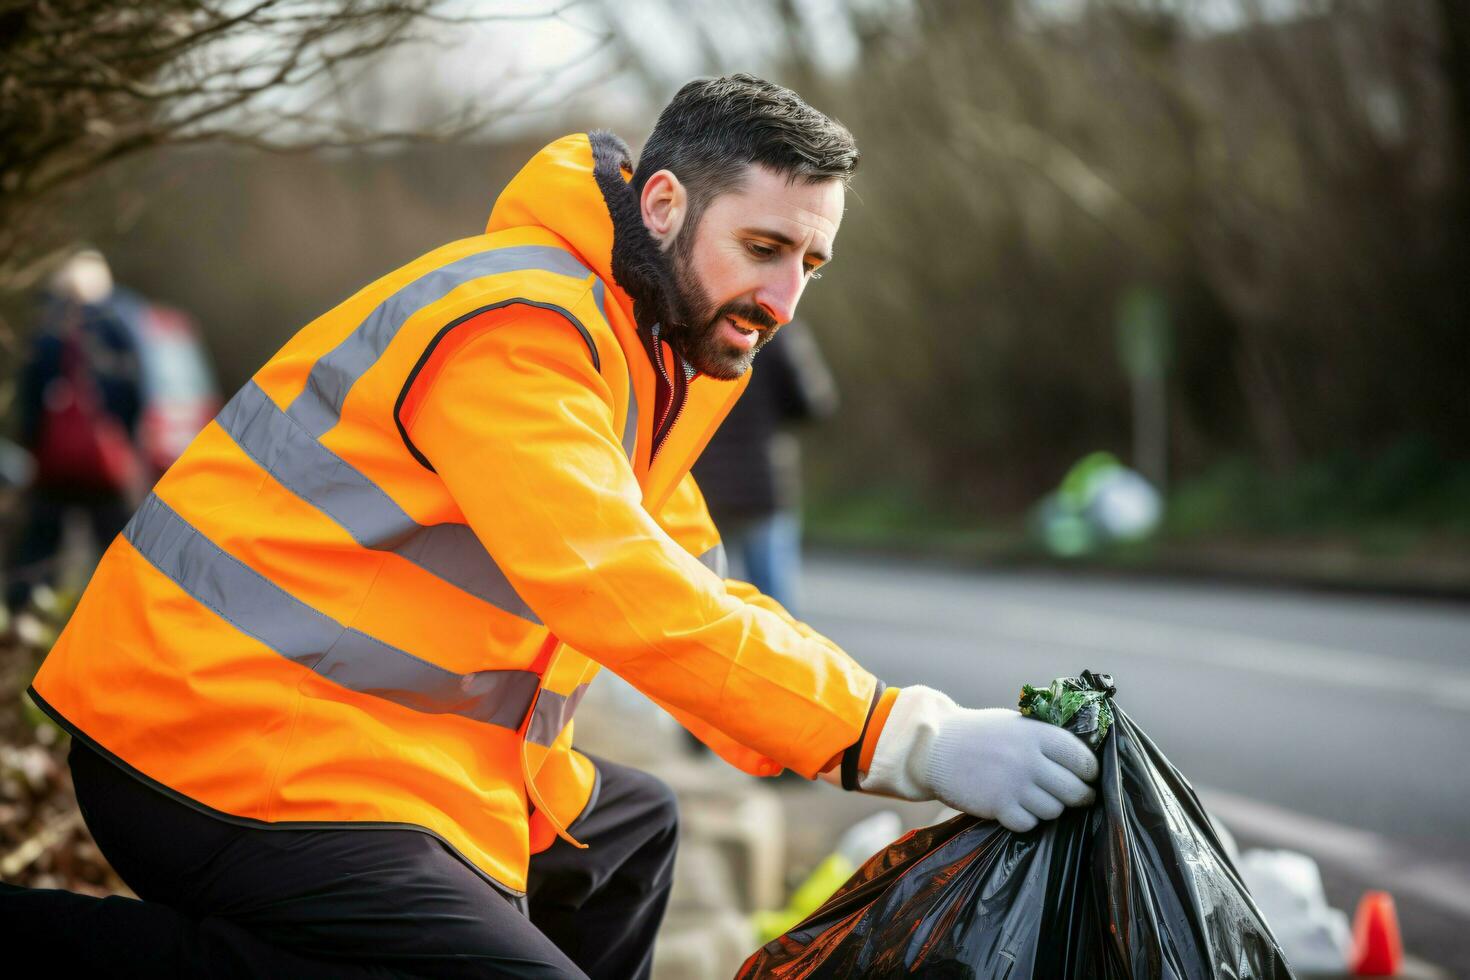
[588,129,673,339]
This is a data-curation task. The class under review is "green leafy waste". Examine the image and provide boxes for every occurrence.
[1018,673,1114,750]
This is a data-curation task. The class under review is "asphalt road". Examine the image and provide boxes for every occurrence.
[798,554,1470,974]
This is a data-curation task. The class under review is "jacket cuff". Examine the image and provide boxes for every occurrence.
[860,685,955,800]
[840,681,889,790]
[858,685,901,774]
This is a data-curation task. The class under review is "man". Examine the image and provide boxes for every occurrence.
[5,250,144,621]
[11,75,1098,977]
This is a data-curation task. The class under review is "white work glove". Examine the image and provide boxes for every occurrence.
[861,686,1099,833]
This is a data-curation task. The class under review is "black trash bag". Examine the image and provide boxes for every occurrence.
[739,671,1294,979]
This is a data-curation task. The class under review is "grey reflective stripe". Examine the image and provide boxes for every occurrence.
[288,246,598,438]
[217,381,540,624]
[592,279,637,461]
[592,278,610,327]
[698,543,728,578]
[620,374,638,461]
[525,683,590,747]
[124,493,541,729]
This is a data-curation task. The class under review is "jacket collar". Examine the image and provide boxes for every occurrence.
[485,131,673,342]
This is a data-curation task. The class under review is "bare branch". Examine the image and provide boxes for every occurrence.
[0,0,590,283]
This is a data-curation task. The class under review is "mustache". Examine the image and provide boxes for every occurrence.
[713,301,778,334]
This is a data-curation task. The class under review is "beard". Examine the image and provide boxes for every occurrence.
[657,223,778,380]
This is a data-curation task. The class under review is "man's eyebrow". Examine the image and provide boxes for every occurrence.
[741,227,832,264]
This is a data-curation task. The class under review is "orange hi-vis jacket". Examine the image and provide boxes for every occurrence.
[30,131,888,895]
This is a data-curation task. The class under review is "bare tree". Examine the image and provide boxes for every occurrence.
[0,0,583,289]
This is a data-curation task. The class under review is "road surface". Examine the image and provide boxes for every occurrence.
[799,554,1470,973]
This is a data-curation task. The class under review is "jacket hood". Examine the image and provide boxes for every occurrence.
[487,131,672,337]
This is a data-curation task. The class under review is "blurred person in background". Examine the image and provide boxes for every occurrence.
[3,250,144,623]
[4,76,1099,977]
[693,320,836,615]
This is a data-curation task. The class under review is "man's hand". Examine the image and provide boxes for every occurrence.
[861,686,1099,832]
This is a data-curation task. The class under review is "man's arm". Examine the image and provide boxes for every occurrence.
[406,308,1099,826]
[653,470,826,641]
[403,307,879,778]
[636,403,1100,825]
[650,469,891,777]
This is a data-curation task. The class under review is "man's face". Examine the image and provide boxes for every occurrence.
[660,166,844,379]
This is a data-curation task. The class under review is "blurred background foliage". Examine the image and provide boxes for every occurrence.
[796,0,1469,560]
[3,0,1466,576]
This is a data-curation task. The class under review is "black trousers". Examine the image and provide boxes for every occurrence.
[1,741,678,978]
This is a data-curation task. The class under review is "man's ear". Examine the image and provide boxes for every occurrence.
[639,169,687,248]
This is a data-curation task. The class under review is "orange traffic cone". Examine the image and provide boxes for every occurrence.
[1350,890,1403,976]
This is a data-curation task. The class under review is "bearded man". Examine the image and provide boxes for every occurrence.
[11,74,1098,977]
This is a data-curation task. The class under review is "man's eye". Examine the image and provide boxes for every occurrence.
[746,242,776,259]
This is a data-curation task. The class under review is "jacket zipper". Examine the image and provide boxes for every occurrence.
[648,325,690,463]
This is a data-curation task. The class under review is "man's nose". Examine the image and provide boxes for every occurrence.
[755,259,806,327]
